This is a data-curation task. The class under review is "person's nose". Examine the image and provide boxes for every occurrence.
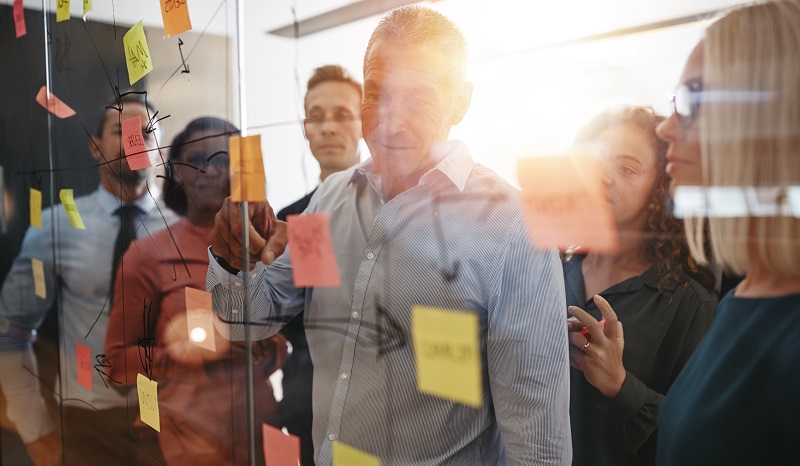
[599,160,614,187]
[320,118,338,135]
[378,101,409,136]
[656,113,678,143]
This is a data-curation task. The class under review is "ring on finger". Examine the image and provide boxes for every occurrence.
[580,341,590,352]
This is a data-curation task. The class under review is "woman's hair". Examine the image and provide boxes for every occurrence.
[686,0,800,279]
[575,106,716,293]
[163,117,239,215]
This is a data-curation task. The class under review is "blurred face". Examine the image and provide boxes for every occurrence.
[656,42,704,195]
[90,102,156,187]
[174,129,230,217]
[303,81,362,175]
[362,41,468,182]
[593,123,658,231]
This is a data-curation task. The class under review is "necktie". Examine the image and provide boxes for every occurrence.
[112,204,141,279]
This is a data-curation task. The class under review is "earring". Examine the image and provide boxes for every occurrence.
[648,202,657,210]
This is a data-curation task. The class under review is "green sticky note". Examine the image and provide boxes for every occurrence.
[123,21,153,85]
[332,441,380,466]
[56,0,70,22]
[412,305,482,408]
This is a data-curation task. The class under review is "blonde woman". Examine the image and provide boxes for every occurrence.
[653,1,800,464]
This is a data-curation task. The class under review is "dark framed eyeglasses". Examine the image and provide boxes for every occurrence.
[669,78,703,128]
[302,113,360,126]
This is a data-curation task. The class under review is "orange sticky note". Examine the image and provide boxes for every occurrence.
[30,188,42,229]
[76,343,92,391]
[160,0,192,37]
[56,0,70,22]
[124,21,154,85]
[31,258,46,299]
[83,0,92,16]
[59,189,86,230]
[517,155,618,254]
[332,442,380,466]
[137,374,160,432]
[121,116,152,170]
[412,306,482,408]
[13,0,26,38]
[35,86,76,119]
[228,135,266,202]
[185,287,216,352]
[262,423,300,466]
[286,213,341,288]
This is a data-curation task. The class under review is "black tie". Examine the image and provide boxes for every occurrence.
[112,204,141,278]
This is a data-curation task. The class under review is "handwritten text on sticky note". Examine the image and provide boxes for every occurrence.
[14,0,26,38]
[332,441,380,466]
[121,116,152,170]
[160,0,192,37]
[76,343,92,391]
[262,423,301,466]
[56,0,70,22]
[185,287,216,352]
[137,374,160,432]
[124,21,153,85]
[30,188,42,229]
[32,259,46,299]
[287,213,341,288]
[412,305,482,408]
[228,135,266,202]
[35,86,76,119]
[516,155,618,254]
[59,189,86,230]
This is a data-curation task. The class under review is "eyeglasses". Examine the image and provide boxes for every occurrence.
[669,78,703,128]
[180,152,229,171]
[302,114,360,126]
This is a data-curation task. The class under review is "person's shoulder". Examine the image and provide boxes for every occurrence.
[277,191,315,220]
[674,272,718,316]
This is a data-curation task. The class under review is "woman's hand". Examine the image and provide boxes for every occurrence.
[568,294,627,399]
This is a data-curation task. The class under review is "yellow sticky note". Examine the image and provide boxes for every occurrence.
[229,135,266,202]
[160,0,192,37]
[56,0,70,22]
[83,0,92,16]
[59,189,85,230]
[332,441,380,466]
[30,188,42,229]
[32,259,46,299]
[137,374,160,432]
[412,306,482,408]
[123,21,154,85]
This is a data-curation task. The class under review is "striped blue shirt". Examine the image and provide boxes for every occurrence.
[208,141,571,465]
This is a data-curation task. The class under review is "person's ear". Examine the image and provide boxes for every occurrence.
[88,135,103,162]
[450,81,473,126]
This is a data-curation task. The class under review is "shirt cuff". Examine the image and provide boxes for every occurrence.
[209,247,241,275]
[603,370,647,421]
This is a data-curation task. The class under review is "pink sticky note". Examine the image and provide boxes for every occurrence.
[35,86,76,119]
[76,343,92,391]
[121,116,152,170]
[517,155,619,254]
[286,213,341,288]
[14,0,26,38]
[262,423,301,466]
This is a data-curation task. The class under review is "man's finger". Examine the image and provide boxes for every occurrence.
[260,221,288,265]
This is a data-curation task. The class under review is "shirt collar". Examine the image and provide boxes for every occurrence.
[97,184,159,216]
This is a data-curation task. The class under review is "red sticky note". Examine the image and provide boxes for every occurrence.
[286,213,341,288]
[35,86,76,119]
[121,116,152,170]
[76,343,92,391]
[517,155,619,254]
[262,423,300,466]
[14,0,26,38]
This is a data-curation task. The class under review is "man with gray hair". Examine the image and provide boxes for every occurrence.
[209,6,571,465]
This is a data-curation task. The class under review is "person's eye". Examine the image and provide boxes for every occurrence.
[620,166,637,175]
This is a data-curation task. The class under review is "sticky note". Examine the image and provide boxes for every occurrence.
[59,189,86,230]
[412,306,482,408]
[35,86,76,119]
[262,423,300,466]
[332,442,380,466]
[83,0,92,16]
[160,0,192,38]
[228,135,266,202]
[13,0,26,38]
[30,188,42,229]
[286,213,341,288]
[121,116,151,170]
[517,155,619,254]
[124,21,154,85]
[137,374,160,432]
[76,343,92,391]
[185,287,215,352]
[56,0,70,22]
[31,259,46,299]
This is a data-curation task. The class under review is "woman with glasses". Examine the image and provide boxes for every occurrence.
[565,106,717,466]
[653,1,800,464]
[104,117,287,466]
